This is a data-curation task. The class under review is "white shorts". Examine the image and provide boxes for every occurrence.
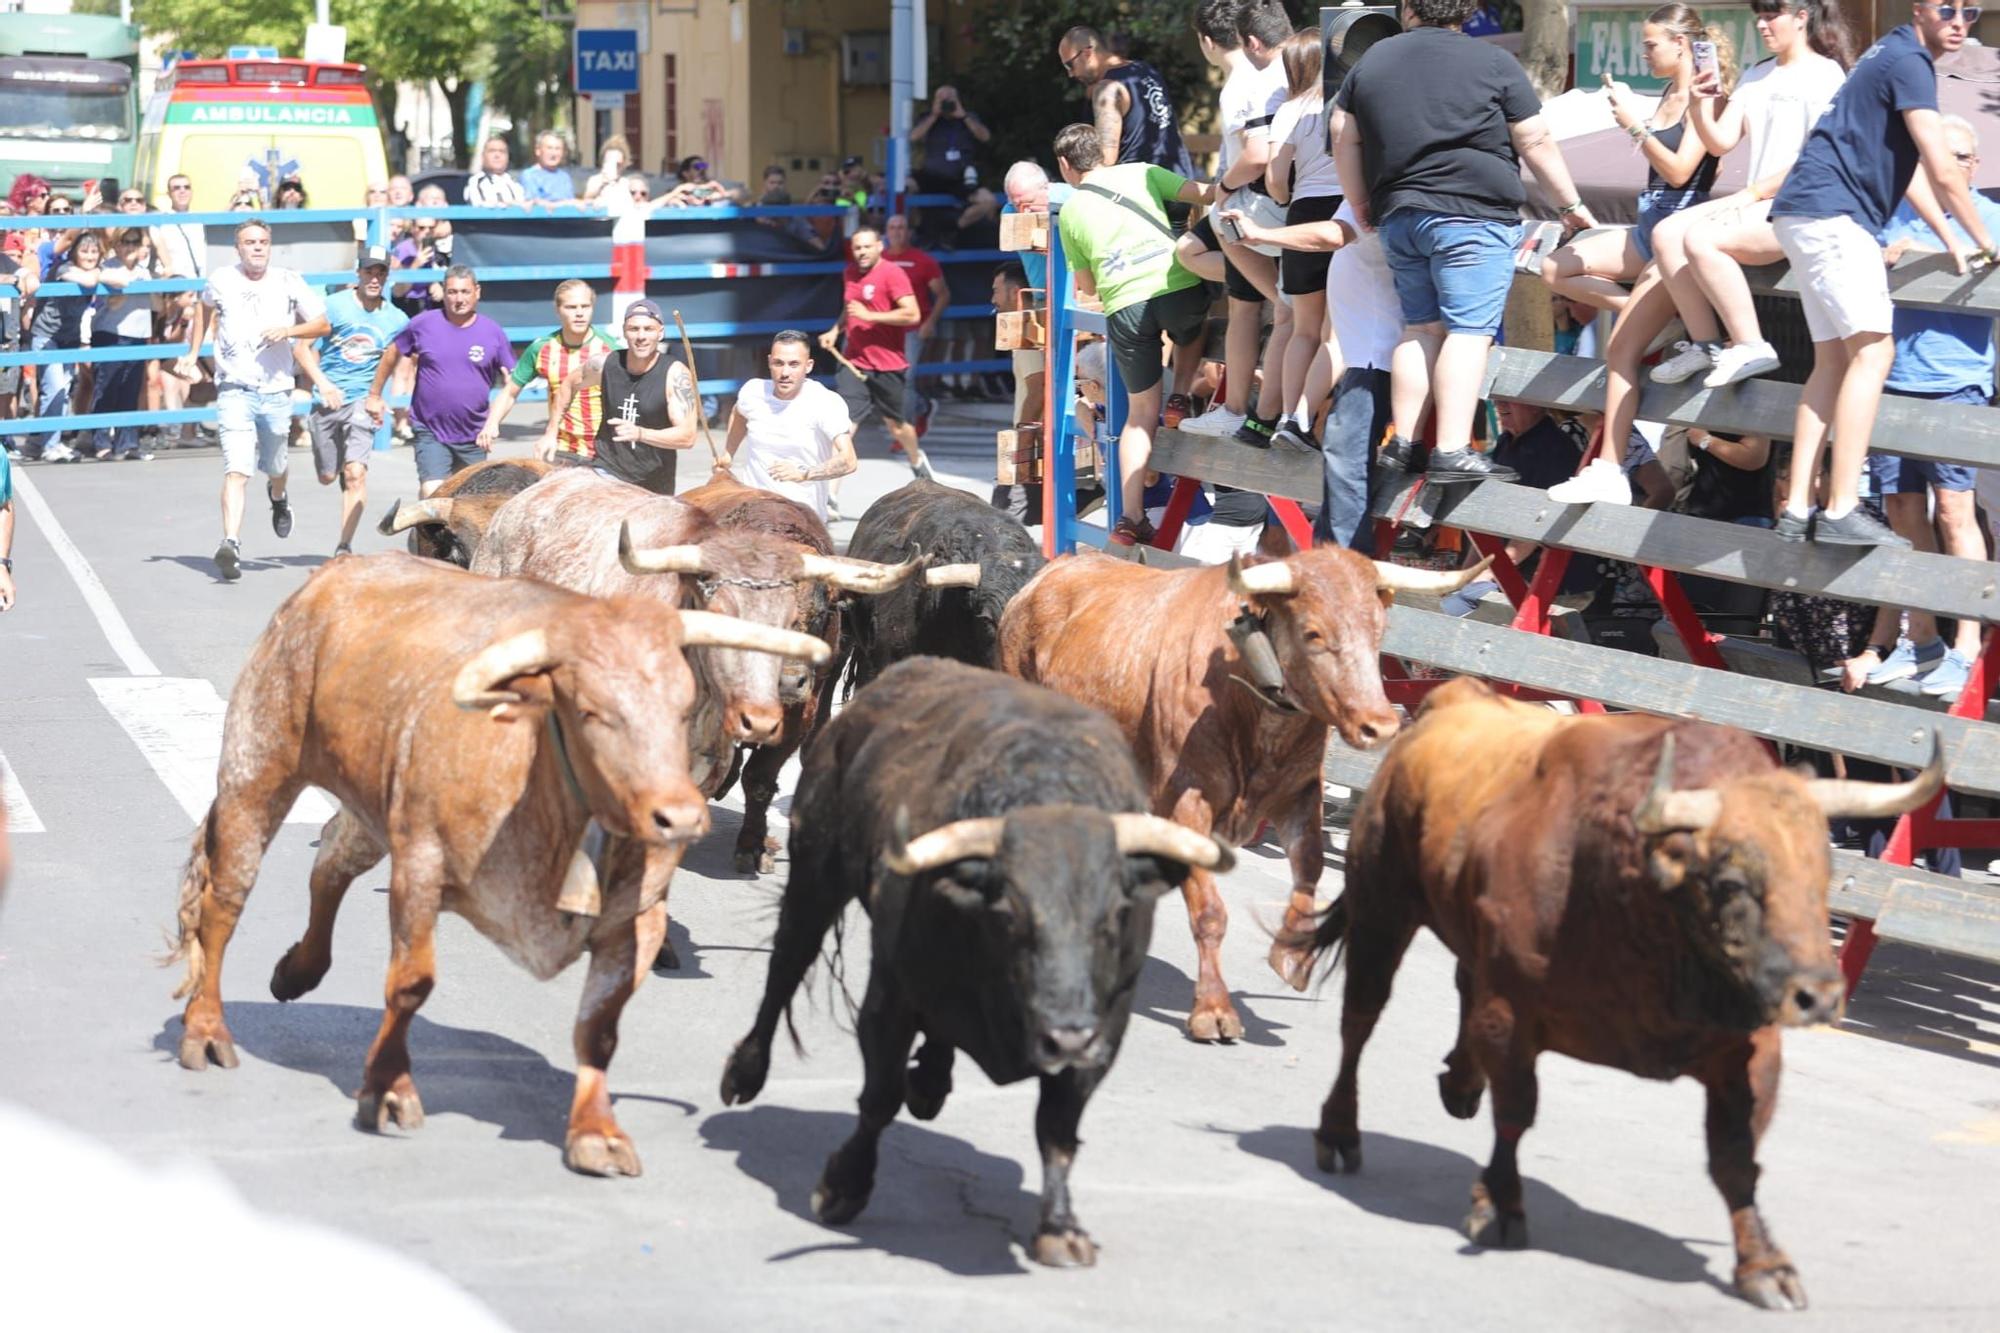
[1773,214,1893,343]
[216,387,293,479]
[1178,518,1265,564]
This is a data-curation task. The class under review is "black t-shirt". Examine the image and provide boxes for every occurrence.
[1103,60,1195,177]
[594,351,678,495]
[919,117,980,190]
[1336,26,1541,223]
[1646,118,1720,194]
[1683,447,1771,524]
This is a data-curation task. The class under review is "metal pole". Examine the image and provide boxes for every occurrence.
[889,0,912,215]
[317,0,330,27]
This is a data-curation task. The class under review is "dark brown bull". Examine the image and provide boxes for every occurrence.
[378,457,554,565]
[1298,678,1940,1309]
[168,553,826,1176]
[999,547,1485,1041]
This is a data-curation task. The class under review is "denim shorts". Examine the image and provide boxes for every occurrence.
[1869,384,1987,493]
[411,428,485,483]
[1633,187,1708,263]
[216,387,293,478]
[1377,209,1522,337]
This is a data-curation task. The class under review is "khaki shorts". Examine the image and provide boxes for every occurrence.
[1774,214,1893,342]
[308,399,378,475]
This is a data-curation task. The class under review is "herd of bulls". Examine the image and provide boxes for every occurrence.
[166,461,1940,1308]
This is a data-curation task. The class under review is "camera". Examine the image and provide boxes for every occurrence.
[940,98,960,116]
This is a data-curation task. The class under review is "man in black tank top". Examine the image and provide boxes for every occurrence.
[1057,26,1194,178]
[565,299,697,494]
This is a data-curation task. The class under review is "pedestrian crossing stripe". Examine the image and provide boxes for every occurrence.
[1,752,44,834]
[91,677,334,827]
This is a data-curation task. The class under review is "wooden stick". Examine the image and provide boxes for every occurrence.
[826,343,870,381]
[670,308,723,465]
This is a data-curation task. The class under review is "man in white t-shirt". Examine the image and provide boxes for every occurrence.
[721,330,858,521]
[176,218,325,582]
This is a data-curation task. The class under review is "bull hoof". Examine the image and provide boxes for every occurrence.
[1030,1228,1099,1268]
[1464,1185,1528,1250]
[811,1176,872,1226]
[732,848,760,875]
[355,1078,425,1133]
[651,938,682,975]
[1267,940,1314,994]
[1437,1071,1485,1121]
[565,1131,643,1178]
[1185,1001,1245,1043]
[177,1027,239,1072]
[269,945,328,1002]
[1736,1259,1808,1312]
[719,1038,769,1106]
[1313,1130,1361,1174]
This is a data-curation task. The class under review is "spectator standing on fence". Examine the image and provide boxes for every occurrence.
[293,247,408,555]
[912,85,990,246]
[176,218,324,582]
[558,299,696,495]
[722,329,858,522]
[1056,25,1196,177]
[89,228,159,462]
[480,278,615,467]
[1263,28,1342,452]
[364,265,515,497]
[1771,3,1996,548]
[822,225,934,514]
[1052,123,1214,546]
[466,137,526,208]
[1335,0,1595,484]
[519,131,578,205]
[882,213,950,401]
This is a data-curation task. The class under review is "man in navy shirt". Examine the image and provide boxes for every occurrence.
[1771,3,1997,547]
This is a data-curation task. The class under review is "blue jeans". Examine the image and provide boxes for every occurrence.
[31,334,77,453]
[89,333,147,455]
[1313,367,1392,553]
[1377,209,1522,337]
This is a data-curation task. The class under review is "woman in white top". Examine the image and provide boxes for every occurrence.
[721,330,857,522]
[1555,0,1852,507]
[1264,28,1342,448]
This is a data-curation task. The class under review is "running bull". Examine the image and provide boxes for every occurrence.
[1295,678,1941,1310]
[719,657,1232,1266]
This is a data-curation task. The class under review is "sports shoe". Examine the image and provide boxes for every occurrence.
[215,538,242,582]
[1773,508,1814,542]
[119,447,155,462]
[1812,504,1910,549]
[827,497,845,523]
[1425,448,1518,483]
[1920,648,1973,700]
[393,419,415,443]
[269,485,294,539]
[1109,515,1157,547]
[1702,340,1781,390]
[1546,456,1632,505]
[1650,341,1716,384]
[1178,404,1246,437]
[1163,393,1193,429]
[910,454,935,482]
[1378,433,1420,472]
[41,442,80,463]
[1868,636,1946,685]
[333,543,353,557]
[1234,415,1276,448]
[1271,417,1317,451]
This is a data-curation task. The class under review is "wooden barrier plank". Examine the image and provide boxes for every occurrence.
[1747,249,2000,318]
[1148,431,1320,501]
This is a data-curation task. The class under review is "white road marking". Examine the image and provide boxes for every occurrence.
[11,470,161,677]
[91,677,334,825]
[0,752,44,833]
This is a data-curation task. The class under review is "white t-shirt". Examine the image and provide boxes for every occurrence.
[1270,91,1340,201]
[99,257,156,340]
[201,263,324,393]
[1733,54,1848,186]
[153,219,207,279]
[1219,57,1288,177]
[1326,201,1400,372]
[733,378,854,519]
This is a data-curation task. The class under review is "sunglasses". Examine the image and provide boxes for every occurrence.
[120,194,145,203]
[1955,149,1981,164]
[1060,47,1090,71]
[169,182,192,191]
[48,202,73,213]
[1927,2,1982,18]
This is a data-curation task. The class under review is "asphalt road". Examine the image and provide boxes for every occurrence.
[3,402,1998,1331]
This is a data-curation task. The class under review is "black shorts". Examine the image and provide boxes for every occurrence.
[1104,283,1209,395]
[1189,213,1264,303]
[1281,194,1343,296]
[838,365,907,426]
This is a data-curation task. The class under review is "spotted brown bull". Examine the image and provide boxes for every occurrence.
[378,457,554,565]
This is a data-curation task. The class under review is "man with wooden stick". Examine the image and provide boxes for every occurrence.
[557,299,698,494]
[822,225,934,506]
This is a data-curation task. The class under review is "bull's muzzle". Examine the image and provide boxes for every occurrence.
[1774,971,1845,1028]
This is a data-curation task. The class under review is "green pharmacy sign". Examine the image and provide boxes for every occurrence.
[1573,4,1764,94]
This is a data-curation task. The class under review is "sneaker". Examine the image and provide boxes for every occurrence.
[214,538,242,582]
[827,497,845,523]
[1868,636,1946,685]
[1920,648,1973,699]
[1163,393,1193,429]
[393,420,415,444]
[1650,341,1716,385]
[120,448,155,462]
[1109,515,1156,547]
[1773,508,1815,542]
[1812,505,1910,549]
[1179,404,1246,437]
[1234,415,1276,448]
[1702,340,1781,390]
[1424,447,1519,483]
[41,442,80,464]
[333,543,353,557]
[269,486,294,539]
[1271,418,1317,451]
[1546,457,1632,505]
[1378,433,1420,472]
[910,454,935,482]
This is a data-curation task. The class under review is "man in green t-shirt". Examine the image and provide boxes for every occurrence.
[1054,123,1212,545]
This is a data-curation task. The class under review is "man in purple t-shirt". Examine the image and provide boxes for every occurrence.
[364,265,517,496]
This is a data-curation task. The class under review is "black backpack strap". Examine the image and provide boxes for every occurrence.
[1076,181,1180,241]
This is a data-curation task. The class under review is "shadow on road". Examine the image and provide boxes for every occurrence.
[1841,939,2000,1071]
[148,553,331,582]
[701,1104,1033,1276]
[1128,953,1300,1048]
[1230,1124,1728,1291]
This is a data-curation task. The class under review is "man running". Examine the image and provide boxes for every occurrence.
[557,299,698,494]
[822,226,933,509]
[295,246,408,554]
[363,266,516,497]
[721,329,857,522]
[176,218,325,582]
[479,279,616,466]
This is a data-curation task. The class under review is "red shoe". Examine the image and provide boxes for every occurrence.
[1163,394,1192,429]
[1109,515,1157,547]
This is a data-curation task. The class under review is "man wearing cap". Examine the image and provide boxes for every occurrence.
[556,299,698,494]
[295,246,409,553]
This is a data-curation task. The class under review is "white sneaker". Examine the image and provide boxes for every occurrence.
[1650,341,1715,385]
[40,441,80,463]
[1177,404,1246,437]
[1702,340,1781,389]
[1545,456,1632,506]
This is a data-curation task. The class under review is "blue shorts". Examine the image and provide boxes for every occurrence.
[1870,384,1985,493]
[216,386,293,478]
[1633,186,1708,263]
[411,428,485,483]
[1377,209,1522,337]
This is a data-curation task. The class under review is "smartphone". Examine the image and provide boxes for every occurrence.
[1692,39,1717,82]
[82,178,99,197]
[1214,210,1246,246]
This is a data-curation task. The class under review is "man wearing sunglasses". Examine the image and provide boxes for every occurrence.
[1055,25,1194,177]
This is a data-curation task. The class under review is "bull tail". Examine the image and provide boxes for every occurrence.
[1283,893,1351,985]
[165,810,215,999]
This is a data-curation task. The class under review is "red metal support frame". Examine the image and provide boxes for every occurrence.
[1150,476,1202,550]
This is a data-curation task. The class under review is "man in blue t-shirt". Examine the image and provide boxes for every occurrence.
[295,247,410,554]
[1770,6,1998,548]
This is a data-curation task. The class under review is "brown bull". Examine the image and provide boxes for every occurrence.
[1299,678,1940,1309]
[998,546,1483,1040]
[168,553,826,1176]
[378,457,554,565]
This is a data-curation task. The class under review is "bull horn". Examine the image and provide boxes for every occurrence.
[924,562,983,588]
[1806,732,1946,820]
[452,629,557,710]
[1226,554,1297,597]
[676,609,831,665]
[797,552,921,594]
[1374,553,1497,595]
[883,810,1007,875]
[617,522,711,576]
[1111,813,1236,872]
[380,497,454,536]
[1632,732,1722,833]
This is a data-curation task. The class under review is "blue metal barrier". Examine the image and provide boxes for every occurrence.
[1041,196,1126,555]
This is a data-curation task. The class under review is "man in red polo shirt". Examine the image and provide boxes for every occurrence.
[822,225,933,490]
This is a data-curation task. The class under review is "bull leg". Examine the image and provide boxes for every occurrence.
[1437,962,1488,1120]
[1702,1028,1806,1310]
[1170,790,1240,1042]
[720,850,852,1105]
[1463,996,1536,1250]
[1030,1065,1106,1268]
[564,900,667,1178]
[271,806,384,1001]
[904,1029,955,1121]
[733,737,793,876]
[812,970,919,1225]
[355,863,439,1133]
[1314,912,1418,1173]
[1268,781,1327,992]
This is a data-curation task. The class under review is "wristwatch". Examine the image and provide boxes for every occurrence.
[0,557,12,570]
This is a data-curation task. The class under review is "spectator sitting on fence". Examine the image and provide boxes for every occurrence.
[1264,26,1341,452]
[480,278,615,468]
[89,227,160,462]
[758,187,824,249]
[294,246,407,555]
[467,136,526,208]
[274,177,308,210]
[913,84,990,247]
[519,131,578,205]
[674,156,743,205]
[580,137,633,205]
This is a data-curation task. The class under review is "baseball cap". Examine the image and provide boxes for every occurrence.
[358,244,391,269]
[624,298,665,324]
[841,155,864,169]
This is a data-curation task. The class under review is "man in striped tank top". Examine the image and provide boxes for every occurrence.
[478,279,618,464]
